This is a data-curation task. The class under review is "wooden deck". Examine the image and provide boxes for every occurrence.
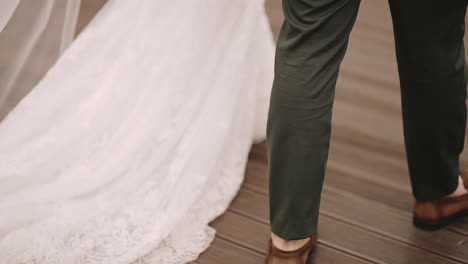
[195,1,468,263]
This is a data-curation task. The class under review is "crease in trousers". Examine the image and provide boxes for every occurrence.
[266,0,468,240]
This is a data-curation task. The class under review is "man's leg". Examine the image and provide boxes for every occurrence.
[266,0,361,242]
[388,0,468,202]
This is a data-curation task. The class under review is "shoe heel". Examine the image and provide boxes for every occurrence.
[412,216,449,231]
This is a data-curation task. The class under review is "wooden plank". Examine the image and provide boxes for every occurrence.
[318,215,460,264]
[195,237,264,264]
[324,167,468,234]
[210,210,373,264]
[230,188,467,264]
[322,187,468,263]
[328,132,468,231]
[246,141,468,233]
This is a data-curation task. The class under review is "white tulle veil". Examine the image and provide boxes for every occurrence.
[0,0,82,120]
[0,0,20,32]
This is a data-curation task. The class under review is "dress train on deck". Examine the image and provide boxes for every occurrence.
[0,0,275,263]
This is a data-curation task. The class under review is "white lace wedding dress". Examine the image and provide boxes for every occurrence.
[0,0,275,263]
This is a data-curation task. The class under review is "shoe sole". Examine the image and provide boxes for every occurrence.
[305,247,315,264]
[413,209,468,231]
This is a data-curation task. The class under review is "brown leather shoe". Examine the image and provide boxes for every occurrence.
[265,235,317,264]
[413,171,468,231]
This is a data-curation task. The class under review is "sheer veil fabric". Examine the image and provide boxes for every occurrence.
[0,0,275,263]
[0,0,20,32]
[0,0,82,121]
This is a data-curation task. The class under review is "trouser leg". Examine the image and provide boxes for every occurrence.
[388,0,468,202]
[266,0,361,240]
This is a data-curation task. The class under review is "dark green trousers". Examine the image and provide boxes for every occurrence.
[266,0,468,240]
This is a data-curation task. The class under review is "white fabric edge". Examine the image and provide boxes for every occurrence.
[0,0,20,32]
